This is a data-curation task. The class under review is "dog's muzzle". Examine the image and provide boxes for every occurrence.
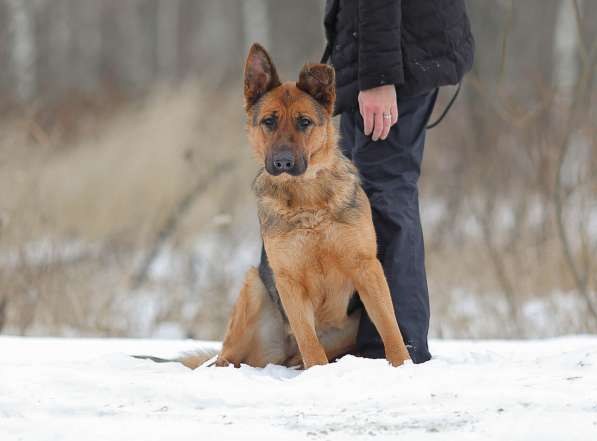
[266,147,307,176]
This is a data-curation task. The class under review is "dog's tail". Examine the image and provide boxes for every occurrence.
[132,347,220,369]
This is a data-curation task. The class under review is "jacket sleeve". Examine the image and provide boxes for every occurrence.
[357,0,404,91]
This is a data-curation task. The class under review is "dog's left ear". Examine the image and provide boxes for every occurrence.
[244,43,281,110]
[296,64,336,114]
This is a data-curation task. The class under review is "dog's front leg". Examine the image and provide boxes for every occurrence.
[349,257,411,366]
[275,273,328,368]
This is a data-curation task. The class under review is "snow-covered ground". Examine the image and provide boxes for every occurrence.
[1,336,596,441]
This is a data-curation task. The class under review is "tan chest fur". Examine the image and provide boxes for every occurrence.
[264,207,360,330]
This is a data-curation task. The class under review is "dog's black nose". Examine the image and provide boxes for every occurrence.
[272,151,295,172]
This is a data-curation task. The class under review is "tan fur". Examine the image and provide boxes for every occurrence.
[176,349,220,369]
[215,44,410,369]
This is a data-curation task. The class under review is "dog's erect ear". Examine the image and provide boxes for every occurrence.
[244,43,281,109]
[296,64,336,114]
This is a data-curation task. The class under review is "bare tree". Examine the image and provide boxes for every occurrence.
[71,0,102,92]
[6,0,36,101]
[47,0,71,97]
[242,0,270,50]
[157,0,179,81]
[553,0,597,326]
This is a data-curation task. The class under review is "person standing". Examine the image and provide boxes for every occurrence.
[322,0,474,363]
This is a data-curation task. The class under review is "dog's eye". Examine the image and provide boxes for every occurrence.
[261,117,276,129]
[298,117,312,129]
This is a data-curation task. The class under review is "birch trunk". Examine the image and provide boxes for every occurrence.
[157,0,179,82]
[7,0,36,102]
[242,0,270,50]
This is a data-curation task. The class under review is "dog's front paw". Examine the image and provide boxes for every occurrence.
[389,357,407,367]
[387,350,410,367]
[303,355,329,369]
[215,356,232,367]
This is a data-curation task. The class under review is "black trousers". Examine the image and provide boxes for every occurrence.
[339,90,438,364]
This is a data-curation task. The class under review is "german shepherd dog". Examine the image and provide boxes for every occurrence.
[209,44,410,369]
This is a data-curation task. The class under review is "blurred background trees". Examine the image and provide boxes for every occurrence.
[0,0,595,340]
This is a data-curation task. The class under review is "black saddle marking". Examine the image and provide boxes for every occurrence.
[258,246,288,322]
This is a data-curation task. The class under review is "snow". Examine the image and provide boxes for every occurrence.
[1,336,596,441]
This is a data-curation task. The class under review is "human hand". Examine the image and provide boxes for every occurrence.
[357,84,398,141]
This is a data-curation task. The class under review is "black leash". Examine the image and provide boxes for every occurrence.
[320,43,332,64]
[425,81,462,130]
[321,44,461,130]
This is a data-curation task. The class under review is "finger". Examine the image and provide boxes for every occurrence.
[391,103,399,126]
[362,107,374,136]
[372,110,384,141]
[380,112,391,140]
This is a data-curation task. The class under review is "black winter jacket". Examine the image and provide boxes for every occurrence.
[324,0,475,114]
